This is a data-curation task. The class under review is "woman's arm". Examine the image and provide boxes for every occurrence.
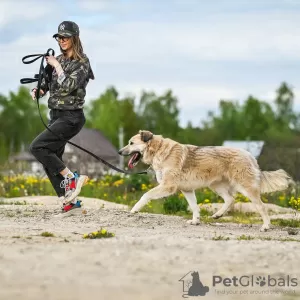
[46,55,91,94]
[55,60,90,93]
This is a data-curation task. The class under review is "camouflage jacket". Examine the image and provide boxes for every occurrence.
[41,53,94,110]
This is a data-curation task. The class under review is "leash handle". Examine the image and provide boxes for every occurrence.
[22,54,44,64]
[20,49,148,176]
[20,77,39,84]
[46,48,55,56]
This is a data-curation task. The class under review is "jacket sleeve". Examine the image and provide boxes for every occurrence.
[56,59,91,94]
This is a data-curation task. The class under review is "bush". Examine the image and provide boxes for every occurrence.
[163,195,188,214]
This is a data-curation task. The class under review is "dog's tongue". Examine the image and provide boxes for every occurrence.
[128,153,138,169]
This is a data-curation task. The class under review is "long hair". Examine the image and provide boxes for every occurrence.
[60,35,84,61]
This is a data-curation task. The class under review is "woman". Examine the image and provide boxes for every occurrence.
[30,21,95,215]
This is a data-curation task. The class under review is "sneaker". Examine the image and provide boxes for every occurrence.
[60,172,89,205]
[54,200,84,218]
[63,199,82,212]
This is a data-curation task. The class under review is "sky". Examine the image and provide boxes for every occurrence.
[1,0,300,127]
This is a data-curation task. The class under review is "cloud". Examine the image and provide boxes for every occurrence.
[79,10,300,65]
[0,0,57,28]
[77,0,122,11]
[1,1,300,128]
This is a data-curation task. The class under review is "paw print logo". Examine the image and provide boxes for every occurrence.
[256,276,266,287]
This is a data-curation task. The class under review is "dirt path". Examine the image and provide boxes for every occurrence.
[0,196,300,300]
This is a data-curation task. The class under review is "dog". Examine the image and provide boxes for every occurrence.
[118,130,294,231]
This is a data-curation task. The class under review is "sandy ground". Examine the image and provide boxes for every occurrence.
[0,196,300,300]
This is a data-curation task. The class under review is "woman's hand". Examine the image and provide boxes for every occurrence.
[31,88,44,101]
[45,55,59,68]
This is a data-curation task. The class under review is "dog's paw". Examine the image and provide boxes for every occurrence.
[130,209,139,214]
[212,213,222,219]
[187,219,200,225]
[259,224,270,232]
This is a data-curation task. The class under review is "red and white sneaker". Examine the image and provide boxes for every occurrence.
[54,199,85,218]
[63,199,83,213]
[60,171,89,205]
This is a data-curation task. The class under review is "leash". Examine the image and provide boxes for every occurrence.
[20,48,148,175]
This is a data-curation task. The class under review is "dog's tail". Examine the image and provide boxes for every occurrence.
[260,169,295,194]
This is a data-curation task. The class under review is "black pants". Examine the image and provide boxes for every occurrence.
[29,109,86,197]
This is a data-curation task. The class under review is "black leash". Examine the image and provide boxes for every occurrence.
[20,48,148,175]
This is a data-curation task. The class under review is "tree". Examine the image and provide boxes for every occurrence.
[137,90,180,139]
[241,96,275,140]
[118,96,143,143]
[274,82,295,129]
[0,86,48,162]
[85,86,121,147]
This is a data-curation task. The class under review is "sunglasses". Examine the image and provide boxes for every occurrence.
[55,36,70,42]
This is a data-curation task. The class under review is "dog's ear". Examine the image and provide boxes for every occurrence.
[139,130,153,142]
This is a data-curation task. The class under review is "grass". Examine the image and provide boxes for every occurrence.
[83,228,115,239]
[236,235,300,242]
[212,235,230,241]
[2,173,298,212]
[210,235,300,242]
[271,219,300,228]
[237,234,255,240]
[40,232,55,237]
[181,210,300,229]
[182,210,263,225]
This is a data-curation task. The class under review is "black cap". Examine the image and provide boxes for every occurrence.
[53,21,79,38]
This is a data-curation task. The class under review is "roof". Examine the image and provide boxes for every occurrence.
[10,128,119,163]
[222,140,265,158]
[10,151,36,161]
[66,127,119,162]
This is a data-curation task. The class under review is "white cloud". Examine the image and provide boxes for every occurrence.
[0,0,56,28]
[1,3,300,128]
[79,10,300,65]
[77,0,121,11]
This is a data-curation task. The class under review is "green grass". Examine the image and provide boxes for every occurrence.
[237,234,255,240]
[212,235,230,241]
[83,228,115,239]
[236,236,300,242]
[271,219,300,228]
[40,232,55,237]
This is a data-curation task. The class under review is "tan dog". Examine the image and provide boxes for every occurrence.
[118,130,294,231]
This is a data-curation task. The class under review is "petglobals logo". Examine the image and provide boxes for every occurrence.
[178,271,298,297]
[213,275,298,288]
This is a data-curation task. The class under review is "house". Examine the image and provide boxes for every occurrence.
[222,140,265,159]
[9,127,121,177]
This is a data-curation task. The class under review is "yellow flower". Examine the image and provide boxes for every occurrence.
[113,179,124,187]
[101,229,107,235]
[83,234,88,238]
[204,199,210,203]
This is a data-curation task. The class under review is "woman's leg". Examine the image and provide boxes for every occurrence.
[30,110,87,205]
[43,143,66,198]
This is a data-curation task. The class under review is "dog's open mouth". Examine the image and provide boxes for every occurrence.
[128,152,142,169]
